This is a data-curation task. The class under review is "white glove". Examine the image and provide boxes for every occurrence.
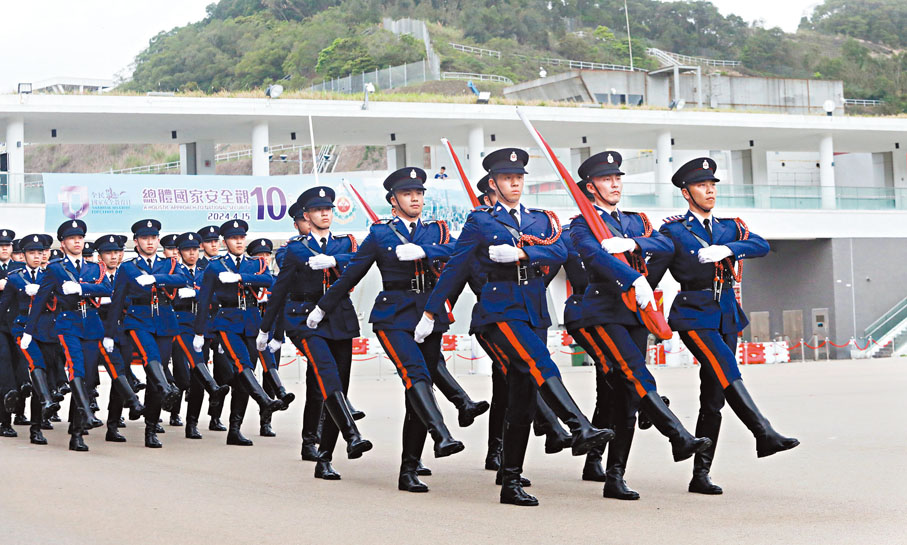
[218,271,242,283]
[192,334,205,353]
[488,244,521,263]
[255,330,269,352]
[307,254,337,270]
[24,283,39,296]
[62,281,82,295]
[306,305,325,329]
[19,333,32,350]
[413,314,434,344]
[102,337,115,353]
[136,274,156,286]
[632,276,656,311]
[267,338,282,353]
[99,297,112,305]
[698,245,733,264]
[177,287,196,299]
[217,343,224,355]
[601,237,637,254]
[0,279,7,290]
[395,243,427,262]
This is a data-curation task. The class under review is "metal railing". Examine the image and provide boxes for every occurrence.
[844,98,883,106]
[513,54,643,73]
[441,72,513,84]
[647,47,740,67]
[310,58,439,94]
[105,143,303,174]
[864,295,907,357]
[449,42,501,58]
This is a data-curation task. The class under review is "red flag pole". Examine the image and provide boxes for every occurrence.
[342,179,379,223]
[440,138,480,208]
[516,108,671,340]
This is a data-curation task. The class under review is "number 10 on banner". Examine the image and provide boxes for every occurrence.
[250,187,288,221]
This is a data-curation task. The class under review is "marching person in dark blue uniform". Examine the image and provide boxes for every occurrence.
[192,220,285,447]
[93,234,147,443]
[647,157,799,495]
[170,231,230,440]
[258,187,372,479]
[309,168,465,493]
[22,220,110,451]
[245,236,296,438]
[569,151,711,499]
[273,199,331,458]
[0,234,61,444]
[103,219,187,449]
[197,225,221,270]
[0,228,29,435]
[422,148,613,506]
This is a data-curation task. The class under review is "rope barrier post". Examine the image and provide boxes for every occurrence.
[800,338,805,362]
[825,337,830,360]
[813,335,819,361]
[743,341,747,365]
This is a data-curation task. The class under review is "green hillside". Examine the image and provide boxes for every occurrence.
[121,0,907,113]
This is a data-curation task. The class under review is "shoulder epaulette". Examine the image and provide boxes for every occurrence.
[10,268,26,278]
[47,257,64,265]
[334,233,358,252]
[471,205,491,212]
[210,255,226,262]
[663,215,685,224]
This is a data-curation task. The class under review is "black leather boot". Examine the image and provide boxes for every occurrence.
[603,426,639,500]
[71,378,103,429]
[41,418,53,430]
[346,398,365,421]
[209,417,226,431]
[638,395,670,430]
[112,375,146,421]
[433,359,490,427]
[238,368,284,419]
[415,460,432,476]
[30,368,61,419]
[582,447,607,482]
[495,467,531,487]
[106,421,126,442]
[301,433,319,460]
[192,364,229,415]
[532,394,573,454]
[226,391,253,446]
[169,410,183,427]
[69,419,88,451]
[29,423,47,445]
[485,436,503,471]
[117,417,126,428]
[689,412,723,494]
[640,391,712,462]
[185,415,202,439]
[264,367,296,410]
[499,422,538,506]
[724,379,799,458]
[3,390,19,414]
[398,411,429,493]
[144,422,162,448]
[405,381,464,458]
[314,450,341,480]
[539,377,613,456]
[144,360,182,412]
[323,391,372,459]
[260,412,276,436]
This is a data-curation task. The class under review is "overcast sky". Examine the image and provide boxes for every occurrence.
[1,0,822,93]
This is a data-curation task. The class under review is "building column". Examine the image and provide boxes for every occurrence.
[751,146,770,208]
[386,145,405,171]
[892,148,907,209]
[251,122,270,177]
[5,118,25,202]
[404,142,424,169]
[655,130,673,208]
[819,135,836,209]
[467,125,485,183]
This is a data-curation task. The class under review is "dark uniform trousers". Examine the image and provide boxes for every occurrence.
[127,330,174,426]
[293,335,353,457]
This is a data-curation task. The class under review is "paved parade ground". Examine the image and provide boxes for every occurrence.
[0,358,904,545]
